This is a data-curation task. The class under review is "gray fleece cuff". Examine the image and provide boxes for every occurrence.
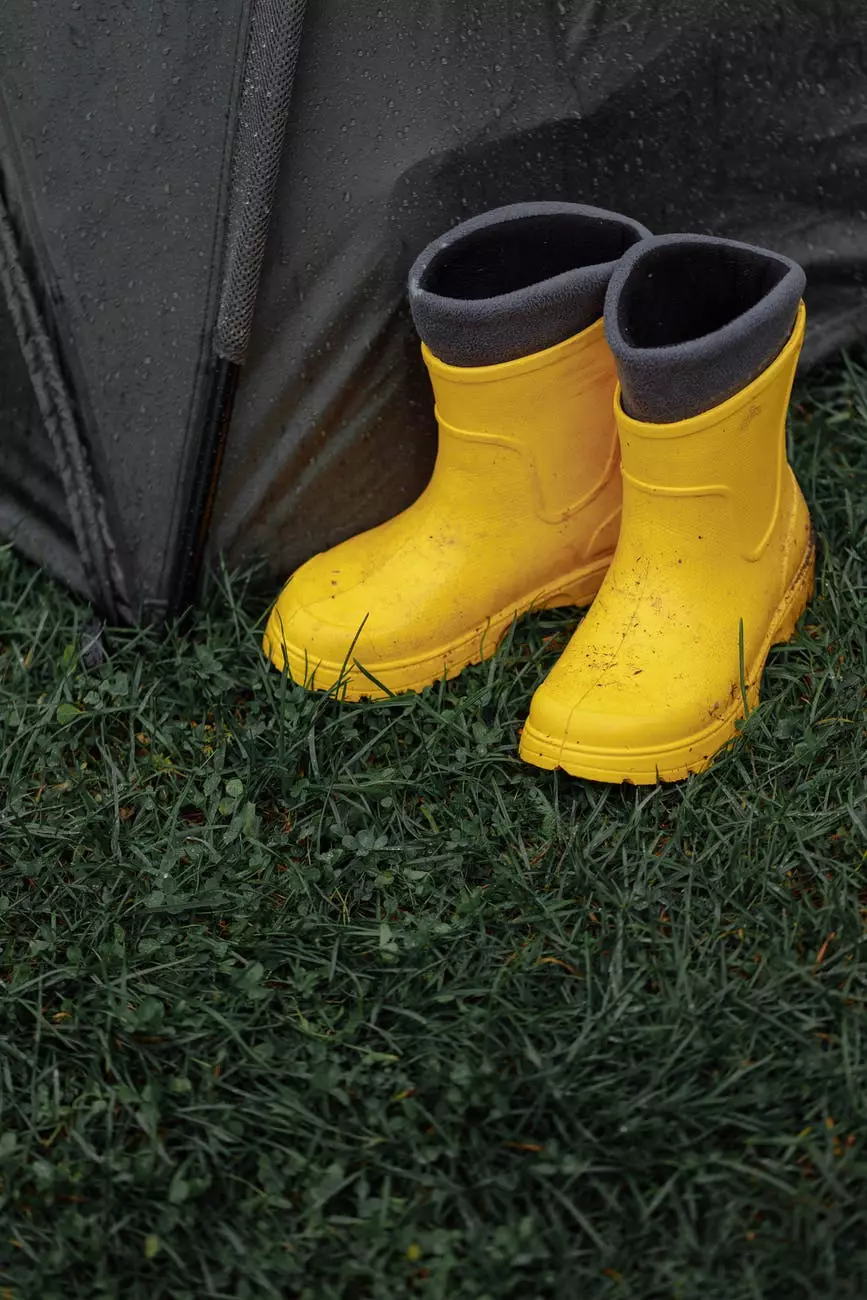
[409,202,651,368]
[604,233,806,424]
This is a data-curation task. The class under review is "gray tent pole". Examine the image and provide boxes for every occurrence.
[168,0,306,616]
[215,0,308,364]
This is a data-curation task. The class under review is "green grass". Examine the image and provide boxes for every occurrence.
[1,353,866,1300]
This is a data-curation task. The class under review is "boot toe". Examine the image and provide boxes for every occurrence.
[264,579,383,685]
[522,657,740,783]
[264,555,453,695]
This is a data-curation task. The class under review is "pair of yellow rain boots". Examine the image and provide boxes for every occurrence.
[264,203,814,784]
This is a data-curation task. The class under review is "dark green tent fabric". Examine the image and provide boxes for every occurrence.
[2,0,866,620]
[0,0,250,619]
[211,0,867,590]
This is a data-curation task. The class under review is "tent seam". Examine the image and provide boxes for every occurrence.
[0,192,129,621]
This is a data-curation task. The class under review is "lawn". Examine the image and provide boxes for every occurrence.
[1,352,866,1300]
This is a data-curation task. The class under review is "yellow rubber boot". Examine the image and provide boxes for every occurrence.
[264,202,650,698]
[520,234,814,783]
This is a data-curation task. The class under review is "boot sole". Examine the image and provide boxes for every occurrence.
[519,534,816,785]
[264,556,613,700]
